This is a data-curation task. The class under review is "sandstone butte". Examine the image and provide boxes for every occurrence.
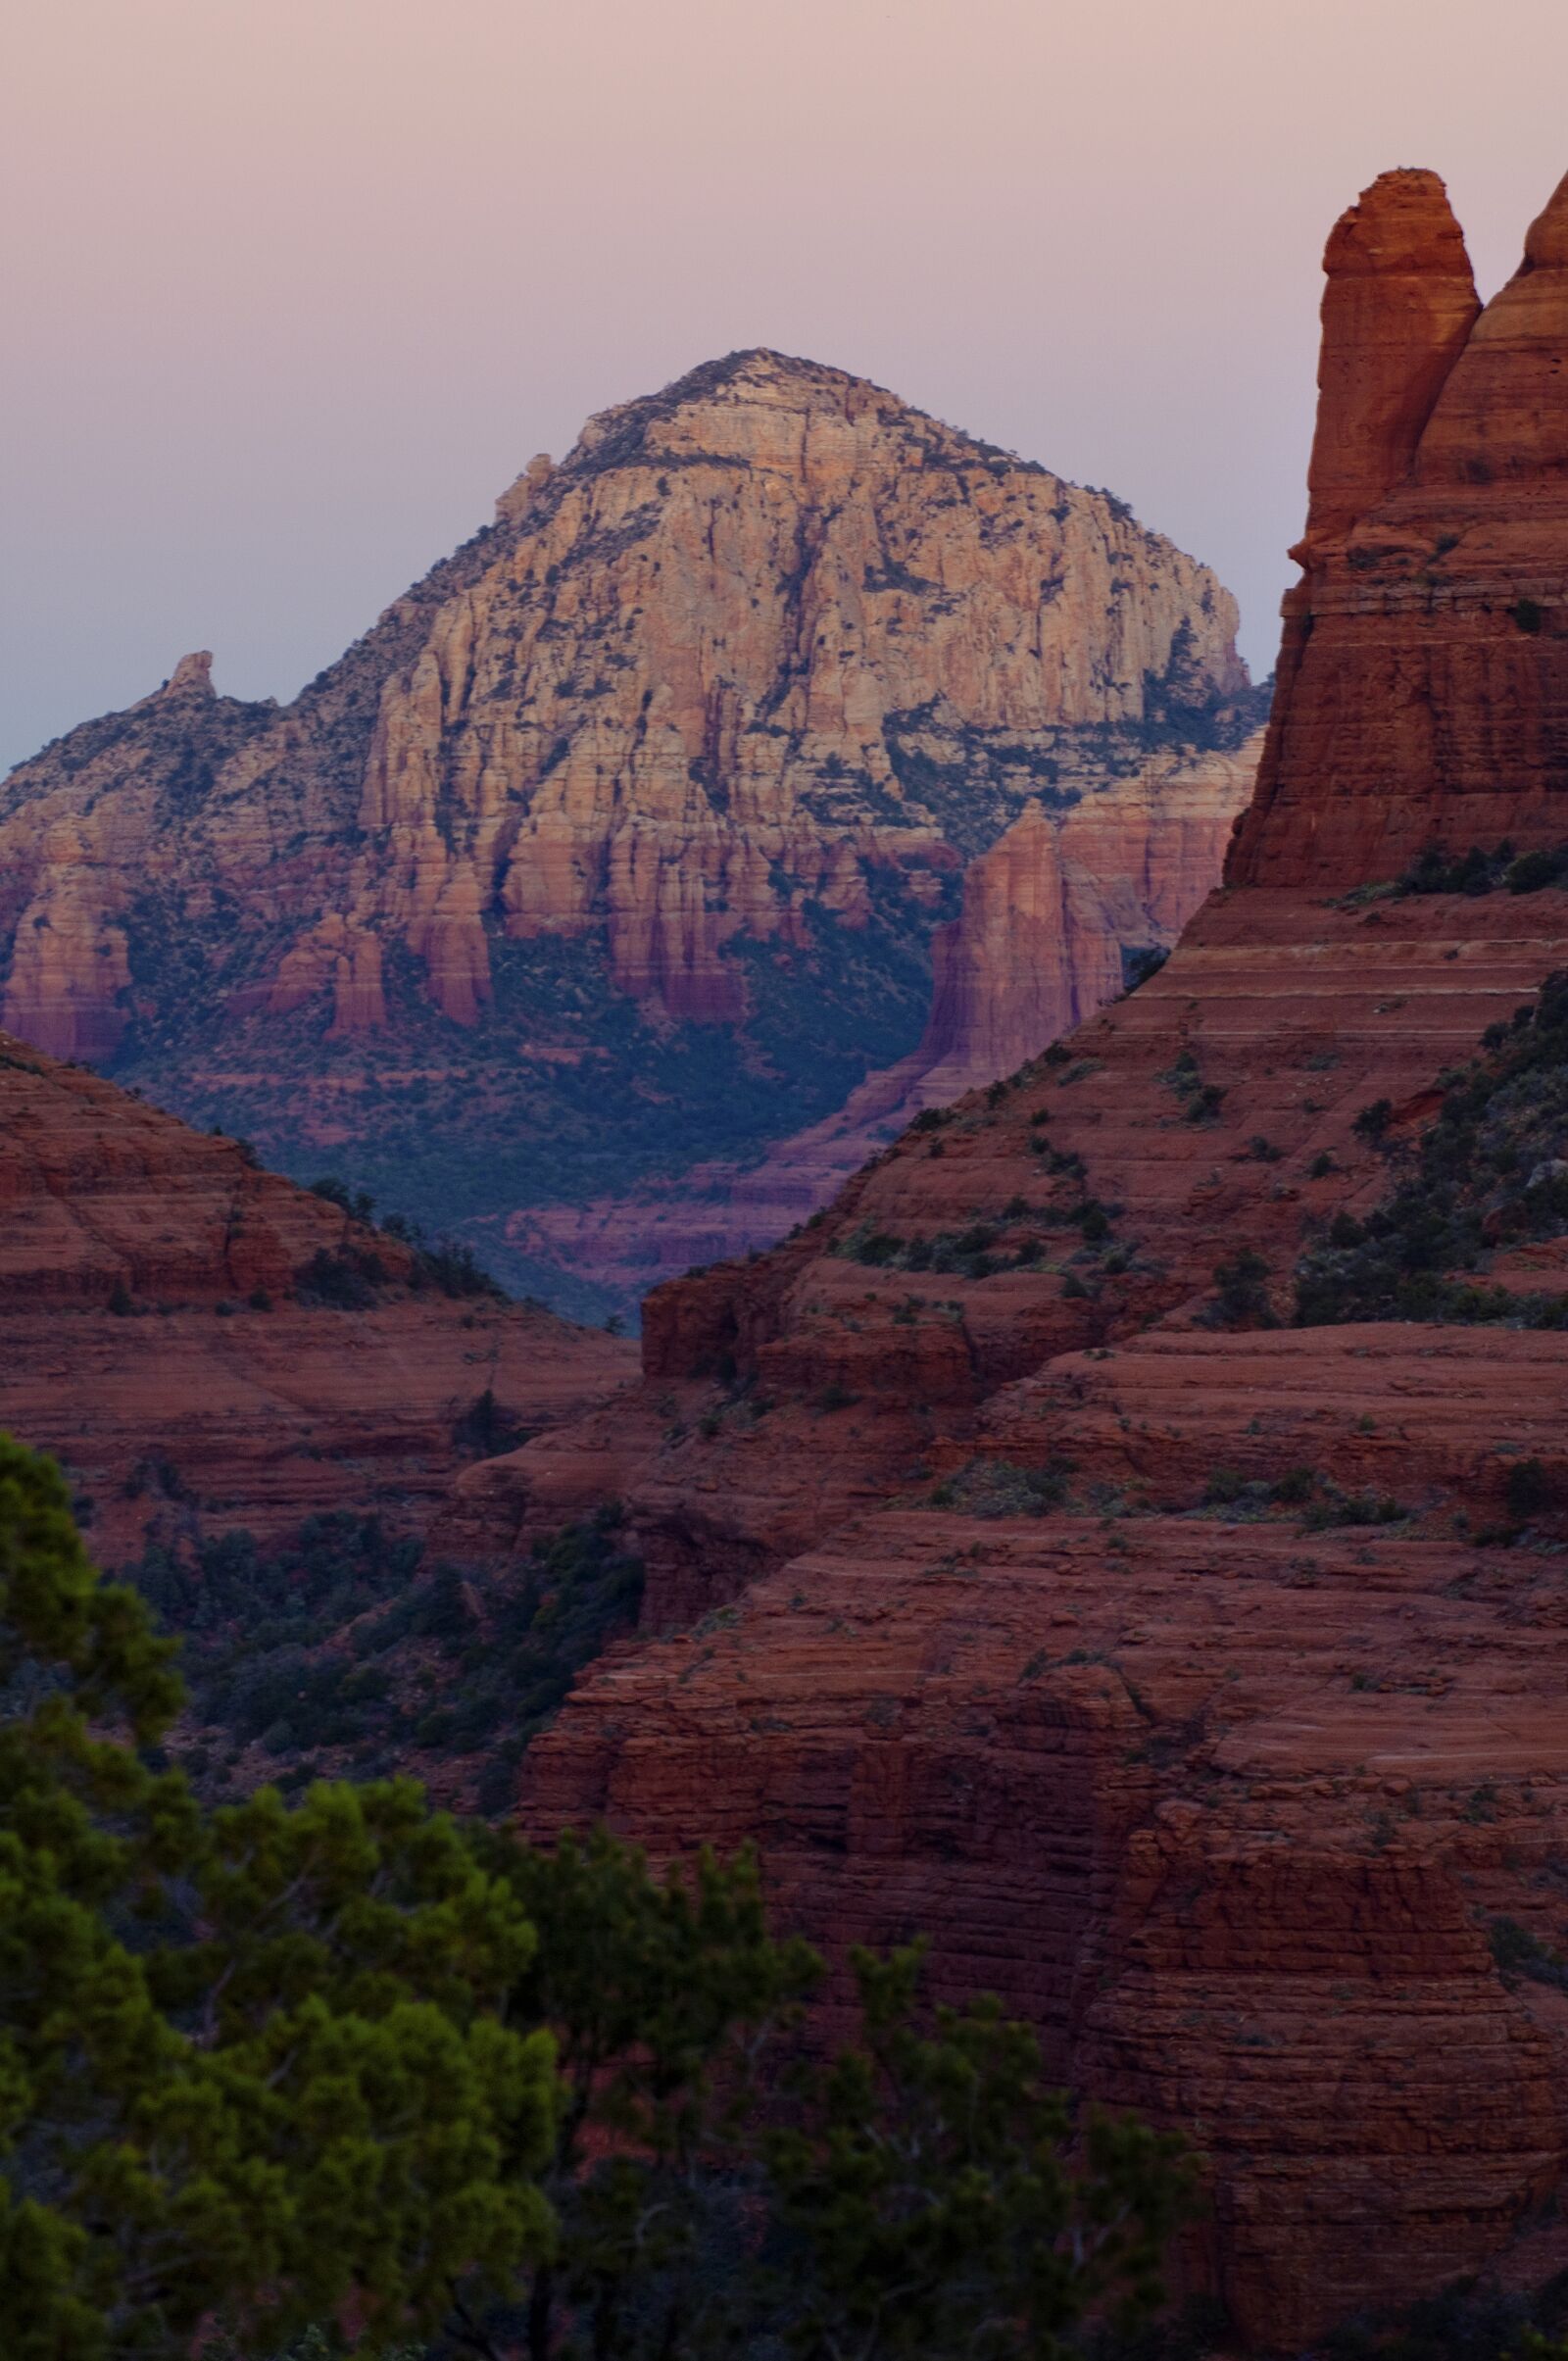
[0,353,1262,1317]
[0,1035,632,1564]
[464,168,1568,2341]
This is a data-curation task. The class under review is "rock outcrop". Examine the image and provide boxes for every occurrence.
[0,352,1260,1315]
[1232,168,1568,889]
[495,169,1568,2337]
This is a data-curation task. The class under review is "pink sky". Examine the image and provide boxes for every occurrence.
[4,0,1565,768]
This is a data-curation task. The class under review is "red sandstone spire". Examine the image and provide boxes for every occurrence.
[1229,163,1568,890]
[1298,168,1479,555]
[1414,164,1568,485]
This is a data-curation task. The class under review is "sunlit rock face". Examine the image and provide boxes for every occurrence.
[0,349,1258,1314]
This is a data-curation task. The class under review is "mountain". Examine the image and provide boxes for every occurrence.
[0,352,1261,1319]
[463,171,1568,2336]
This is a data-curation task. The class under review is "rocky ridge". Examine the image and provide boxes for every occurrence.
[485,170,1568,2337]
[0,352,1259,1316]
[0,1034,631,1564]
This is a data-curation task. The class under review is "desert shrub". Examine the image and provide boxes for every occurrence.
[1298,1489,1408,1530]
[1489,1914,1568,1990]
[1506,845,1568,894]
[1297,967,1568,1324]
[452,1386,528,1456]
[1505,1456,1553,1517]
[294,1246,381,1308]
[1208,1249,1275,1328]
[926,1457,1074,1518]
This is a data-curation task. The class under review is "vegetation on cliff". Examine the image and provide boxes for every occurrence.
[0,1434,1193,2357]
[1296,963,1568,1328]
[122,1505,645,1813]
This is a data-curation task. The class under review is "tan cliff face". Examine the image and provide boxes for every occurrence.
[0,350,1259,1312]
[503,732,1261,1299]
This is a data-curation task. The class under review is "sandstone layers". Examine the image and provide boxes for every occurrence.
[507,731,1263,1297]
[0,354,1258,1313]
[1232,166,1568,887]
[0,1033,631,1563]
[483,172,1568,2337]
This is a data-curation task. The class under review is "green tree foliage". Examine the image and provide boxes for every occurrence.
[0,1437,553,2357]
[0,1435,1196,2358]
[768,1944,1195,2361]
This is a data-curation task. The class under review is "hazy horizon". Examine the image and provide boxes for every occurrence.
[5,0,1566,770]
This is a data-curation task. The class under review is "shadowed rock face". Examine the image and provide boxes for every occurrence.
[495,171,1568,2338]
[0,350,1257,1315]
[0,1032,632,1563]
[1232,167,1568,889]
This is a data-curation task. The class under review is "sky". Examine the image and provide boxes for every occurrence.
[4,0,1566,772]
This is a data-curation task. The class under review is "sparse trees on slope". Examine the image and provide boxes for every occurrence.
[0,1434,1195,2358]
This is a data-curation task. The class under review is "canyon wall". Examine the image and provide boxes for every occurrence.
[0,351,1259,1315]
[504,732,1260,1298]
[499,169,1568,2337]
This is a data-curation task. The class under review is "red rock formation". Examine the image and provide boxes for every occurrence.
[1297,169,1480,557]
[1233,168,1568,890]
[0,352,1259,1311]
[498,167,1568,2336]
[509,872,1568,2336]
[0,1033,632,1560]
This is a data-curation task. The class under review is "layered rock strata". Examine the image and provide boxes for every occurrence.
[504,732,1261,1297]
[496,168,1568,2336]
[0,352,1258,1312]
[1232,167,1568,888]
[0,1034,631,1559]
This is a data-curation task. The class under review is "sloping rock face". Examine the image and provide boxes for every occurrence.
[503,733,1261,1298]
[0,352,1258,1316]
[1232,167,1568,888]
[504,171,1568,2339]
[0,1033,631,1562]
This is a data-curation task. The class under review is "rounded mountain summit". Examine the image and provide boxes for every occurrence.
[0,349,1264,1317]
